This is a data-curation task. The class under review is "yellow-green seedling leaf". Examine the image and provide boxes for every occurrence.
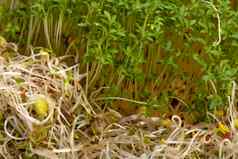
[160,138,166,144]
[14,77,25,85]
[143,137,151,144]
[1,51,15,59]
[0,132,4,141]
[64,72,73,88]
[137,106,147,115]
[214,110,224,118]
[39,48,51,61]
[0,36,7,47]
[234,119,238,129]
[0,112,3,122]
[33,96,49,118]
[39,49,49,56]
[50,68,57,75]
[218,122,230,135]
[160,119,173,128]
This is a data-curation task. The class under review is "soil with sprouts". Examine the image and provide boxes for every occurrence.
[0,41,238,159]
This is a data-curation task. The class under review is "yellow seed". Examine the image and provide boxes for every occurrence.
[33,96,49,118]
[218,122,230,134]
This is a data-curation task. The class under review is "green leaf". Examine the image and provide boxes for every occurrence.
[208,95,223,111]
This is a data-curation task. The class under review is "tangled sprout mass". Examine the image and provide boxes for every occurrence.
[0,37,238,159]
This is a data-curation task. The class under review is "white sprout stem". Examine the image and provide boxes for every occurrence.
[166,115,182,141]
[15,53,42,64]
[231,81,236,104]
[219,139,231,159]
[70,114,82,159]
[52,146,83,153]
[207,112,219,123]
[55,63,79,75]
[228,81,237,132]
[15,67,53,82]
[4,116,26,141]
[181,129,204,157]
[202,0,221,46]
[209,80,217,94]
[96,96,150,106]
[0,72,21,76]
[165,140,198,145]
